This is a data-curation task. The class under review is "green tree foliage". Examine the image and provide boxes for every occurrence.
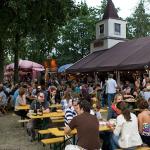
[55,2,100,65]
[0,0,77,83]
[0,0,16,82]
[126,0,150,39]
[24,0,78,64]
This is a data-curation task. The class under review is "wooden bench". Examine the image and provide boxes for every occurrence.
[38,129,52,141]
[136,146,150,150]
[117,146,150,150]
[38,129,52,135]
[18,119,30,127]
[41,137,64,149]
[18,119,30,123]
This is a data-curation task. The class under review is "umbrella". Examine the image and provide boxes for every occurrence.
[58,64,73,73]
[6,60,44,71]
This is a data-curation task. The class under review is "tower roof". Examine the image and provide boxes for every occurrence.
[102,0,119,20]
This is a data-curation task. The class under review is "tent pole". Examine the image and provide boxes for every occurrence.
[117,71,120,87]
[148,70,150,78]
[94,72,97,84]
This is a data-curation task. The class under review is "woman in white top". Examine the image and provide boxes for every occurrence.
[111,101,142,149]
[15,87,27,118]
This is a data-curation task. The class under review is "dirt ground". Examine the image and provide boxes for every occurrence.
[0,112,51,150]
[0,111,108,150]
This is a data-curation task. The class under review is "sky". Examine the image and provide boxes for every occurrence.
[75,0,140,19]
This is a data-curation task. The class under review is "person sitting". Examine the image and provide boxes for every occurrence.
[110,101,142,150]
[27,92,52,141]
[64,100,101,150]
[48,86,60,104]
[61,92,72,111]
[107,93,122,120]
[0,84,7,114]
[138,100,150,146]
[15,87,27,118]
[142,84,150,101]
[64,98,78,127]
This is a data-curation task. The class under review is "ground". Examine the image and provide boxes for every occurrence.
[0,111,107,150]
[0,112,48,150]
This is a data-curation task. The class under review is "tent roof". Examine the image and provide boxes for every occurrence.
[67,37,150,72]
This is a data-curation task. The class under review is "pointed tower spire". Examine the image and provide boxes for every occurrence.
[102,0,119,20]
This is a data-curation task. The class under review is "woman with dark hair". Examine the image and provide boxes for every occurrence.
[111,101,142,149]
[138,100,150,146]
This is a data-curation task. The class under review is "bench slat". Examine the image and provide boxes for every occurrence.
[41,137,64,145]
[38,129,51,135]
[18,119,30,123]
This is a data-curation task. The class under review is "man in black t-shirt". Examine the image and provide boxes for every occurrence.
[64,100,100,150]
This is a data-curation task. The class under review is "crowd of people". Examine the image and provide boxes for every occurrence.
[0,72,150,149]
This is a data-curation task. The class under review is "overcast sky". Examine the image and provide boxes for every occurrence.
[75,0,140,19]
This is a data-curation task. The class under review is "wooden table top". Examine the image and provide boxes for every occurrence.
[124,98,137,103]
[27,112,65,119]
[49,104,62,108]
[99,109,108,113]
[15,105,30,110]
[49,125,111,137]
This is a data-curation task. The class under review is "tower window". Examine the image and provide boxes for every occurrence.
[114,23,121,35]
[99,24,104,34]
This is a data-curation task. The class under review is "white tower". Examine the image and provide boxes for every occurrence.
[90,0,127,53]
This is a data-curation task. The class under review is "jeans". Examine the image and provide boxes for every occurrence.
[107,93,115,108]
[101,97,105,107]
[111,134,119,150]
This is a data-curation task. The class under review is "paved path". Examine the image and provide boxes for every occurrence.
[0,112,46,150]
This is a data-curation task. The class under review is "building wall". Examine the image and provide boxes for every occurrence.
[91,19,126,53]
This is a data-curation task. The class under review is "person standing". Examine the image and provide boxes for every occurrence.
[64,100,101,150]
[106,74,117,108]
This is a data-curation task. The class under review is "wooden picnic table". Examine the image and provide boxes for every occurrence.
[15,105,30,111]
[99,109,108,113]
[27,112,65,119]
[49,125,111,137]
[124,98,137,103]
[49,104,62,108]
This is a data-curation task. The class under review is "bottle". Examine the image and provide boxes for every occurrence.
[34,100,37,115]
[39,103,43,116]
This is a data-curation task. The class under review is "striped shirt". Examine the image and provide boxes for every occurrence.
[64,106,77,126]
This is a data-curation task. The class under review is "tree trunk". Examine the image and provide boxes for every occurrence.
[14,33,20,84]
[0,38,4,83]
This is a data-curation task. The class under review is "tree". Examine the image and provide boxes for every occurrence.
[0,0,78,83]
[126,0,150,39]
[25,0,78,63]
[0,0,16,83]
[55,2,100,65]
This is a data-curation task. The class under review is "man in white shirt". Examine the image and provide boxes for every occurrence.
[106,74,117,108]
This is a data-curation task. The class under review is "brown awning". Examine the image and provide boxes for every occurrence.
[66,50,106,72]
[67,37,150,72]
